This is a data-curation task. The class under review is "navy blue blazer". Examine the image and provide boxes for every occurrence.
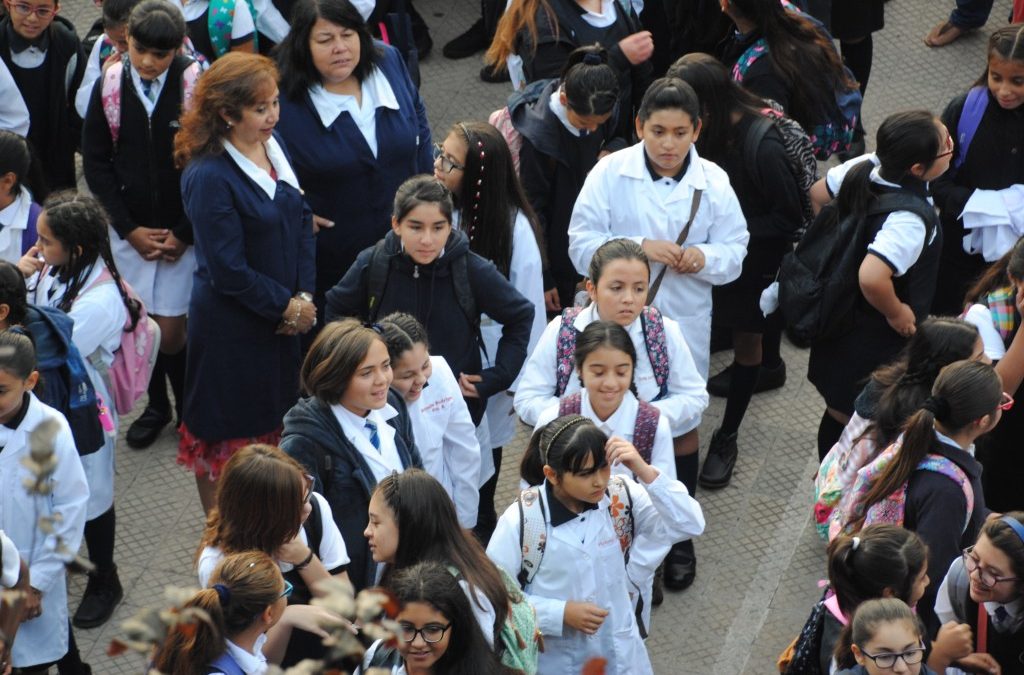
[180,133,316,441]
[275,43,432,302]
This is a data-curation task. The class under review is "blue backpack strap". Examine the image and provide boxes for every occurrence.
[954,86,988,170]
[207,651,246,675]
[22,201,40,254]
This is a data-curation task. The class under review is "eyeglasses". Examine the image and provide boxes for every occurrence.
[398,622,451,644]
[279,579,294,599]
[302,473,314,505]
[857,645,925,669]
[963,546,1019,587]
[935,131,955,160]
[9,2,55,17]
[999,392,1015,412]
[432,143,464,174]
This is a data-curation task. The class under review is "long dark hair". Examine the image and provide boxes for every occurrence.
[560,45,619,117]
[976,23,1024,87]
[451,121,542,278]
[866,318,981,448]
[520,415,608,486]
[0,261,28,327]
[41,192,140,331]
[666,52,767,164]
[725,0,856,131]
[389,561,510,675]
[373,470,510,642]
[965,236,1024,308]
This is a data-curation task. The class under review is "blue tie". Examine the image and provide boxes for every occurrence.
[140,78,156,103]
[995,606,1010,626]
[365,419,380,451]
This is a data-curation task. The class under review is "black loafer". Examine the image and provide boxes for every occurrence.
[699,428,738,489]
[706,360,787,398]
[125,407,172,449]
[480,64,511,83]
[663,540,696,591]
[443,19,488,58]
[73,565,123,629]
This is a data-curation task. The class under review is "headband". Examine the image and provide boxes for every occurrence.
[213,583,231,606]
[542,417,588,465]
[1000,516,1024,544]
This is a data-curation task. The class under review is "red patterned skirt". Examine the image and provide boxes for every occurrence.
[177,423,283,481]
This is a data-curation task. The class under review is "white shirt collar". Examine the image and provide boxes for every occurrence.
[580,0,617,27]
[222,136,301,199]
[307,67,399,128]
[128,60,169,115]
[548,90,581,137]
[572,303,646,342]
[985,597,1024,629]
[621,143,708,192]
[933,428,975,457]
[332,402,399,430]
[0,186,31,230]
[223,634,269,674]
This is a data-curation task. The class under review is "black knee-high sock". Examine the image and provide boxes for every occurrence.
[762,314,784,369]
[817,412,846,462]
[674,453,699,497]
[842,35,873,96]
[83,507,115,571]
[146,353,169,413]
[163,348,187,421]
[719,363,760,436]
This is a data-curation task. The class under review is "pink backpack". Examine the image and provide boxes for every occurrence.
[83,268,160,416]
[557,391,660,463]
[101,54,202,148]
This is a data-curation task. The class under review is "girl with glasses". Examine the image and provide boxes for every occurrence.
[935,512,1024,674]
[358,561,513,674]
[835,598,938,675]
[196,443,350,665]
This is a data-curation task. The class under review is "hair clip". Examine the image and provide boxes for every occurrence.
[213,583,231,606]
[851,536,860,551]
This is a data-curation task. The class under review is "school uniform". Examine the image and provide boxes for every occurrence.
[280,390,421,591]
[515,302,708,435]
[209,633,269,675]
[0,57,28,136]
[0,394,89,668]
[31,260,127,520]
[0,529,18,588]
[568,143,749,379]
[406,355,482,529]
[808,155,941,416]
[171,0,255,62]
[535,389,675,633]
[83,54,197,317]
[932,88,1024,315]
[275,44,432,312]
[0,17,86,191]
[487,471,705,675]
[0,186,38,264]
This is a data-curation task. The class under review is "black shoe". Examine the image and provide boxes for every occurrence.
[651,563,665,606]
[699,428,739,489]
[706,360,787,398]
[663,540,696,591]
[480,63,510,82]
[125,406,172,449]
[415,32,433,60]
[72,565,124,629]
[443,19,488,58]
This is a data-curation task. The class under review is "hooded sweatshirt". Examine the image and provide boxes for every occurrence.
[279,389,421,591]
[325,228,534,422]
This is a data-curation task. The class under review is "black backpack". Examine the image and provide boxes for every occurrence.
[777,191,937,344]
[282,495,325,606]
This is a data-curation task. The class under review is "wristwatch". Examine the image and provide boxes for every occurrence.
[296,292,314,303]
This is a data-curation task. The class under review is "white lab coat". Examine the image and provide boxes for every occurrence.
[0,57,29,137]
[32,260,128,519]
[0,186,35,265]
[487,471,705,675]
[535,390,675,633]
[568,143,749,378]
[513,303,708,436]
[406,356,482,529]
[0,394,88,667]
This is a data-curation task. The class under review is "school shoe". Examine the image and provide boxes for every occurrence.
[125,406,172,449]
[443,19,489,58]
[706,360,787,398]
[72,565,124,629]
[699,428,738,490]
[663,540,696,591]
[651,563,665,606]
[480,64,511,83]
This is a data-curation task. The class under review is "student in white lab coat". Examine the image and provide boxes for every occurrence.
[433,120,547,542]
[0,331,90,672]
[535,320,674,629]
[0,132,41,267]
[378,312,482,530]
[488,415,705,675]
[513,237,707,591]
[19,191,136,629]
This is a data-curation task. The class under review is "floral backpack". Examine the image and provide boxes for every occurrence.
[813,413,874,540]
[554,306,669,400]
[558,392,660,463]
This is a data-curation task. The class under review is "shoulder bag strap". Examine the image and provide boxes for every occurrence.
[647,189,703,305]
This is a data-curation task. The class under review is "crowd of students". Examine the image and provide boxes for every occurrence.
[0,0,1021,672]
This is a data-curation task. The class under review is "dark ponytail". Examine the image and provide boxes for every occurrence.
[520,415,608,486]
[560,45,619,118]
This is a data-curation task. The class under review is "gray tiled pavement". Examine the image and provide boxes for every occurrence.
[53,0,1013,671]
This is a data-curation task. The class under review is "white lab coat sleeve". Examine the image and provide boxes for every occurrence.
[487,503,567,638]
[513,316,563,426]
[509,212,548,391]
[648,417,675,480]
[0,58,28,136]
[30,423,88,593]
[629,471,704,546]
[0,529,20,587]
[534,402,559,431]
[690,175,749,286]
[654,317,708,435]
[250,0,291,43]
[446,393,482,530]
[567,159,618,276]
[75,38,105,119]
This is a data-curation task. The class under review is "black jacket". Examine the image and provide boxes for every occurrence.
[325,229,534,420]
[279,390,421,591]
[82,55,194,243]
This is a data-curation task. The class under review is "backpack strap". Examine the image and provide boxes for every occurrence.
[868,192,939,243]
[101,57,126,147]
[22,201,40,255]
[606,475,635,564]
[558,391,582,417]
[451,255,488,364]
[983,285,1018,342]
[302,491,324,556]
[638,306,669,400]
[743,114,774,196]
[730,37,768,83]
[181,59,201,113]
[516,486,549,589]
[954,86,989,170]
[631,400,659,464]
[366,240,393,323]
[554,307,583,397]
[918,454,975,534]
[947,555,970,623]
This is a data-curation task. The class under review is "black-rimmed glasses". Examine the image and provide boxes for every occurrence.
[964,546,1019,587]
[398,622,451,644]
[432,143,464,173]
[857,645,925,669]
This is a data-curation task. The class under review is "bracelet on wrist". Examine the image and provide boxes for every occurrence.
[295,548,315,570]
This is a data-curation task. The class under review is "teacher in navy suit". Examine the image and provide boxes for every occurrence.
[275,0,433,319]
[174,53,317,512]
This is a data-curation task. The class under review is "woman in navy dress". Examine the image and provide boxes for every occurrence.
[275,0,432,318]
[173,52,317,511]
